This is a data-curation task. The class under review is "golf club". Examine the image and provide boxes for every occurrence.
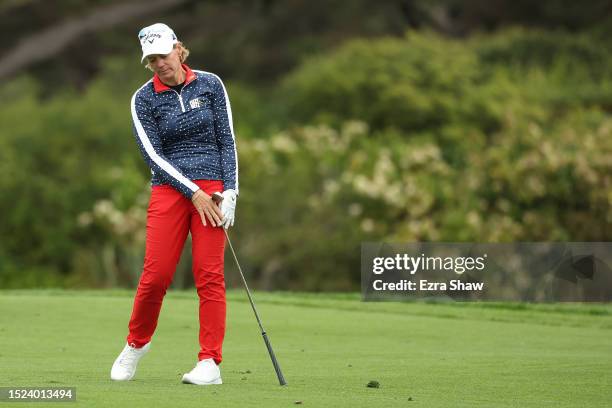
[212,192,287,386]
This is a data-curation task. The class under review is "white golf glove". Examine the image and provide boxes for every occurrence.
[219,189,237,229]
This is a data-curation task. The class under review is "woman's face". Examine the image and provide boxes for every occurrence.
[146,46,183,84]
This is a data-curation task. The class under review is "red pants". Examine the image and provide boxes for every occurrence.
[126,179,226,364]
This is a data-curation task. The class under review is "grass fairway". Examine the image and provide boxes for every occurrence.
[0,290,611,407]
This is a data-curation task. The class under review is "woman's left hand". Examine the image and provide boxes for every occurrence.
[218,189,237,229]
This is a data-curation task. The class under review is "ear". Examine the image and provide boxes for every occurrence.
[176,42,184,62]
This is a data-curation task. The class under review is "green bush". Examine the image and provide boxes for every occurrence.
[1,29,611,290]
[0,60,149,285]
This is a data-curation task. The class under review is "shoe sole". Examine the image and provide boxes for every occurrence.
[181,374,222,385]
[110,371,135,381]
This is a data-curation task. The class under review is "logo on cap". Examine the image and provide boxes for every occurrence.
[141,33,162,44]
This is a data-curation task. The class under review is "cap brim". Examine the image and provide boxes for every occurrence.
[140,41,174,63]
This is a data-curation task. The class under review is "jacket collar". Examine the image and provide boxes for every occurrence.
[153,64,197,93]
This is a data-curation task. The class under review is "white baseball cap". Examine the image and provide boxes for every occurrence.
[138,23,178,63]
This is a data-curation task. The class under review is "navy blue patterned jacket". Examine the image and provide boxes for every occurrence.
[130,64,238,199]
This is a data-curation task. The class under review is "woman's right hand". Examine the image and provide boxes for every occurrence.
[191,189,223,227]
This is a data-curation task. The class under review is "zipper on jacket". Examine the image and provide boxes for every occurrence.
[171,89,186,112]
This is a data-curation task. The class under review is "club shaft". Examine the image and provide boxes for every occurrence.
[223,229,287,386]
[262,331,287,386]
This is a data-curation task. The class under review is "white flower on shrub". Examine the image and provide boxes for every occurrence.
[348,203,362,217]
[271,133,297,153]
[360,218,375,232]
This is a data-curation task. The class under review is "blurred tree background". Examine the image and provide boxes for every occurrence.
[0,0,611,291]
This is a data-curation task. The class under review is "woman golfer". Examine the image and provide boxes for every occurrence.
[110,23,238,385]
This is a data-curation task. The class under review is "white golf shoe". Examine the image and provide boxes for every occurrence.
[110,342,151,381]
[181,358,222,385]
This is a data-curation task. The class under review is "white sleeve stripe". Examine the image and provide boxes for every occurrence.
[130,83,199,193]
[195,70,239,192]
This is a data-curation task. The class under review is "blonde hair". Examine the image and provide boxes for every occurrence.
[144,42,190,71]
